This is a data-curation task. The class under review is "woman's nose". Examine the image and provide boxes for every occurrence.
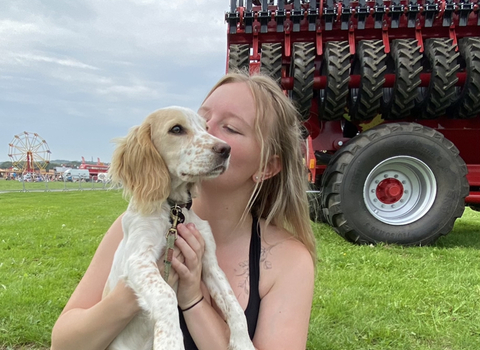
[205,120,215,135]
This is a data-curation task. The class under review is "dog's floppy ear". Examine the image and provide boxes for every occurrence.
[109,122,170,214]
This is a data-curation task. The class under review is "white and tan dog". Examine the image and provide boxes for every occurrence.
[105,107,255,350]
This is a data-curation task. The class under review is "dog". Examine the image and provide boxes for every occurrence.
[104,107,255,350]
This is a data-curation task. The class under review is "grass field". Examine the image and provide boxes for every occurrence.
[1,188,479,349]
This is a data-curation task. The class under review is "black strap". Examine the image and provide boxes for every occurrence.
[244,216,261,339]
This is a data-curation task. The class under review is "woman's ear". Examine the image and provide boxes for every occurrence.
[109,122,170,214]
[253,155,282,182]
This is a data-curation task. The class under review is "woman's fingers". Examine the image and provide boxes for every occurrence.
[171,255,190,277]
[178,224,204,252]
[176,224,204,266]
[175,236,199,270]
[174,248,185,264]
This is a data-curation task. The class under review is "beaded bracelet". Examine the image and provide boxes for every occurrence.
[181,296,204,312]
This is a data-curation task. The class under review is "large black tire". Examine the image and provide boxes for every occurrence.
[382,39,422,120]
[320,41,351,121]
[289,42,316,121]
[449,37,480,119]
[228,44,250,73]
[349,40,387,121]
[260,43,283,84]
[321,122,469,246]
[415,38,460,119]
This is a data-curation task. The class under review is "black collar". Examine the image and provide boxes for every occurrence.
[167,192,192,210]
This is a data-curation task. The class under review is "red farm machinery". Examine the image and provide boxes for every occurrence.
[225,0,480,245]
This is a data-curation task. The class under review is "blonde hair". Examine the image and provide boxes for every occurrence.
[203,72,317,265]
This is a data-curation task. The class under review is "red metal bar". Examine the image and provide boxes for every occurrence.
[449,23,458,51]
[466,165,480,187]
[465,193,480,204]
[382,21,391,54]
[316,29,323,56]
[348,23,356,56]
[415,18,424,53]
[306,136,316,183]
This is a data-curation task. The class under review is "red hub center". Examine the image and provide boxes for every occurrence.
[376,178,404,204]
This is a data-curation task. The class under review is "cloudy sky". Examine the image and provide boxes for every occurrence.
[1,0,230,164]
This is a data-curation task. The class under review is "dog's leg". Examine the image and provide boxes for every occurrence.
[197,225,255,350]
[126,252,184,350]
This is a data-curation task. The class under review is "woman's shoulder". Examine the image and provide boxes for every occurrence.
[260,219,312,260]
[98,213,125,250]
[258,219,314,296]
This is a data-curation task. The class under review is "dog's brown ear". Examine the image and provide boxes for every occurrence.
[109,122,170,214]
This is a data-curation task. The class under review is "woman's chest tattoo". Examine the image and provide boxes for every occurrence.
[233,244,277,297]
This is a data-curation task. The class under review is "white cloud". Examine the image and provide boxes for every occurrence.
[97,84,160,99]
[0,19,39,37]
[1,52,99,70]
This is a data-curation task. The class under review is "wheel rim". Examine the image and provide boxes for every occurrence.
[363,156,437,225]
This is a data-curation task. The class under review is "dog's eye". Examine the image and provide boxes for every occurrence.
[169,125,185,135]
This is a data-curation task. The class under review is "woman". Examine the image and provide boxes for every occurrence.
[51,72,317,350]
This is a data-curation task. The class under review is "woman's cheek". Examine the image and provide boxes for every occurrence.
[233,145,259,169]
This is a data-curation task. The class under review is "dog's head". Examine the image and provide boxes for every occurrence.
[109,106,230,214]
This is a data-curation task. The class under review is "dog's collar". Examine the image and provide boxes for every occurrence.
[167,191,192,210]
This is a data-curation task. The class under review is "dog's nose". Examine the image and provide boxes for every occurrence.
[213,143,231,159]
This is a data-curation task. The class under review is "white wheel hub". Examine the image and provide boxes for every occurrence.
[363,156,437,225]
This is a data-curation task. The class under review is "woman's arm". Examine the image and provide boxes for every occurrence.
[51,214,141,350]
[180,295,232,350]
[170,223,232,350]
[252,238,315,350]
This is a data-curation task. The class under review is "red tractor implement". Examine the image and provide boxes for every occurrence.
[225,0,480,245]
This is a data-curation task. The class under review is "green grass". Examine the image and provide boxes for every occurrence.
[1,189,479,349]
[309,209,480,350]
[0,190,128,349]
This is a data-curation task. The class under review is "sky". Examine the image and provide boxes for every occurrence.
[0,0,230,164]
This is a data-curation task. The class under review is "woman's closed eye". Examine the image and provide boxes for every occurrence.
[224,125,241,134]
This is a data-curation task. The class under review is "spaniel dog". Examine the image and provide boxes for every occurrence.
[104,107,255,350]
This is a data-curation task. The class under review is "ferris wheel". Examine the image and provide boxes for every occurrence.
[8,131,51,174]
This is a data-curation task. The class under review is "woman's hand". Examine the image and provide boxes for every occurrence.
[171,223,205,310]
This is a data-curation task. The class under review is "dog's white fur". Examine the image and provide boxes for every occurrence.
[104,107,255,350]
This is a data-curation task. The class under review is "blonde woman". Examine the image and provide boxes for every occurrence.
[51,72,317,350]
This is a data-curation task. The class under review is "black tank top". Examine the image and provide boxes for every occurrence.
[179,217,262,349]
